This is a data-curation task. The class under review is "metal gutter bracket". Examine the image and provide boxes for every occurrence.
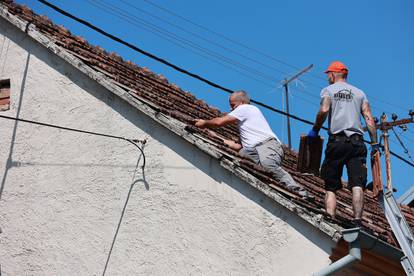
[313,227,361,276]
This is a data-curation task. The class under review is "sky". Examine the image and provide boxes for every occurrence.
[16,0,414,197]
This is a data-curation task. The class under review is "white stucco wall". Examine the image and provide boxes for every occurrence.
[0,16,334,275]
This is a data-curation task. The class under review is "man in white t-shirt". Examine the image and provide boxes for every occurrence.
[195,90,310,198]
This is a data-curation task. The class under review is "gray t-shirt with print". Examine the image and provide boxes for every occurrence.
[321,82,368,137]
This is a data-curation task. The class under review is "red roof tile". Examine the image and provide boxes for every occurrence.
[2,0,413,248]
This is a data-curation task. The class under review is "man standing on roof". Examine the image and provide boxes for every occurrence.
[308,61,379,227]
[195,90,311,199]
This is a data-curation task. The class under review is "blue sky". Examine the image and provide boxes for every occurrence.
[17,0,414,196]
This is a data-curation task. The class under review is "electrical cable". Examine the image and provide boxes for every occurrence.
[37,0,315,124]
[370,96,411,113]
[92,0,334,95]
[36,0,414,168]
[86,0,279,84]
[118,0,292,78]
[113,0,335,98]
[0,114,147,170]
[87,0,326,110]
[391,127,414,163]
[140,0,326,83]
[399,131,414,145]
[143,0,412,114]
[43,0,401,122]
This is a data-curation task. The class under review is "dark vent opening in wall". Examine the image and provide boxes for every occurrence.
[0,79,11,111]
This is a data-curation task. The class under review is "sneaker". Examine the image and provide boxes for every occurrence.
[298,190,315,202]
[324,215,337,224]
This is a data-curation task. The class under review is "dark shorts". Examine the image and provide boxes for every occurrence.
[321,134,368,192]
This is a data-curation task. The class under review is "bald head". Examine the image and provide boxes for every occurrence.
[229,90,250,110]
[230,90,250,104]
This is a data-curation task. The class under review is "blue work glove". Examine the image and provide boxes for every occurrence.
[307,129,319,139]
[371,143,381,158]
[307,128,319,144]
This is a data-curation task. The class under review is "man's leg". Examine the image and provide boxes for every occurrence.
[325,191,337,218]
[320,141,343,219]
[256,140,309,196]
[239,147,261,164]
[347,140,367,225]
[352,187,364,219]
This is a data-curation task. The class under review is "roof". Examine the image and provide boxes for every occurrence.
[1,0,413,250]
[399,186,414,206]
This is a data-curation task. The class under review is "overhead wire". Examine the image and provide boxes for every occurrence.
[0,114,147,170]
[118,0,293,78]
[136,0,358,94]
[91,0,321,116]
[145,0,413,116]
[37,0,414,168]
[391,128,414,163]
[401,133,414,145]
[395,126,414,144]
[121,0,340,95]
[103,0,412,120]
[370,96,412,113]
[86,0,280,84]
[140,0,326,83]
[77,0,324,109]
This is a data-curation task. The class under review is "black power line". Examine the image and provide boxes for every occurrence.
[117,0,292,77]
[0,114,147,170]
[36,0,414,168]
[37,0,315,124]
[87,0,324,109]
[140,0,414,113]
[85,0,278,86]
[38,0,237,93]
[140,0,325,82]
[391,128,414,163]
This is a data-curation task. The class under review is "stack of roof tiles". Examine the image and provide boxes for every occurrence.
[2,0,413,248]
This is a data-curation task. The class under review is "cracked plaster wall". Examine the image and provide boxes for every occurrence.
[0,17,334,275]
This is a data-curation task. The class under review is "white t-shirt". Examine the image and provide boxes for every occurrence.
[228,104,279,148]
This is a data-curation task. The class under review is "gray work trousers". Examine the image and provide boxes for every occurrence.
[239,138,307,196]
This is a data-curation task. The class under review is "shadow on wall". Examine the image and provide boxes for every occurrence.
[0,17,333,273]
[0,51,30,201]
[103,149,148,276]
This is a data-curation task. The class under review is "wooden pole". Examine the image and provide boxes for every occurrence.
[380,114,393,191]
[378,113,414,192]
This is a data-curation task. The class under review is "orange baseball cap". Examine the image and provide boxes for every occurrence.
[324,61,349,73]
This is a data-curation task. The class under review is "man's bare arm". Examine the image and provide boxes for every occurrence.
[362,102,378,144]
[223,139,242,151]
[312,96,331,131]
[195,115,238,129]
[205,129,242,151]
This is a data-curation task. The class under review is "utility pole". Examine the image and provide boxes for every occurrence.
[282,64,313,148]
[375,111,414,275]
[376,111,414,191]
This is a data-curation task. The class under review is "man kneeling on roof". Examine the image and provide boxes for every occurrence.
[195,90,312,200]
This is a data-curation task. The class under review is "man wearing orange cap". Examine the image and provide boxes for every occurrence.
[308,61,379,227]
